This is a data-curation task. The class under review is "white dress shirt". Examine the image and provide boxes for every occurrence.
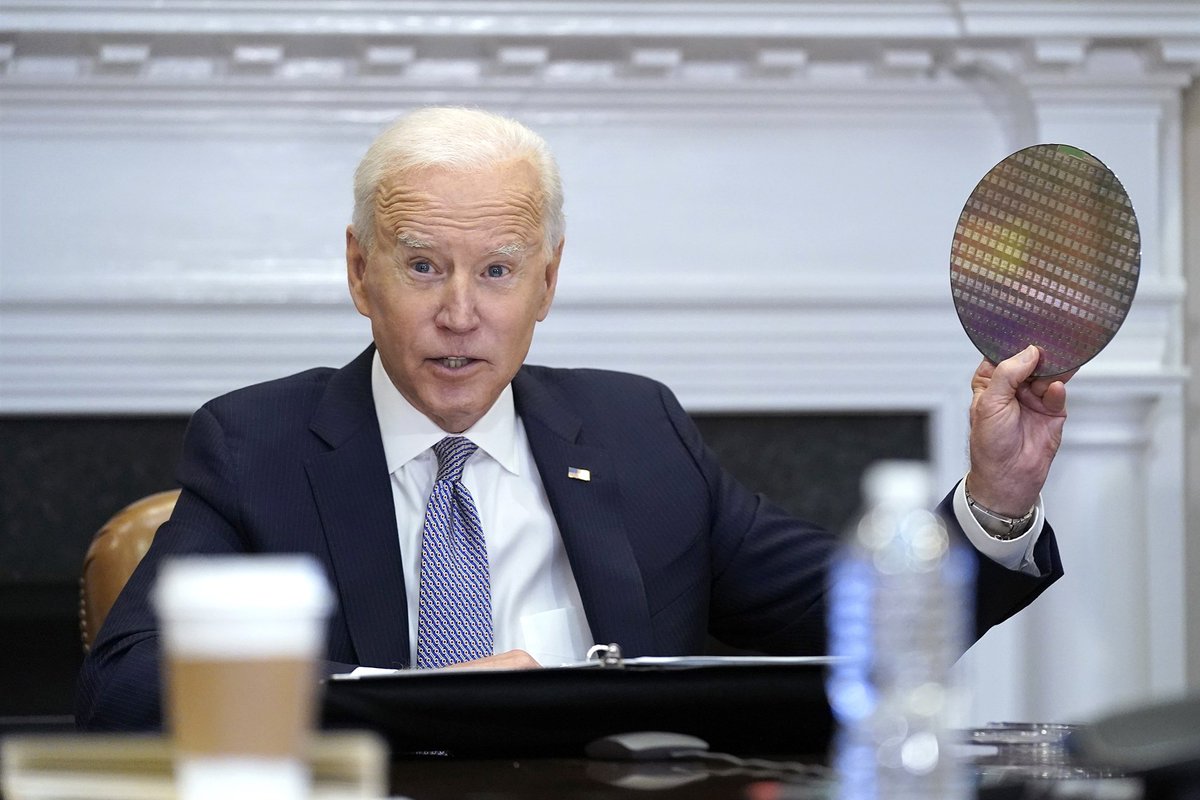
[953,481,1045,575]
[371,352,595,667]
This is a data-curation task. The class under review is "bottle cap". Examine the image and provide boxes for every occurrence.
[861,460,932,509]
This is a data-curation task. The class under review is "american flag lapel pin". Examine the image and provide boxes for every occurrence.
[568,466,591,482]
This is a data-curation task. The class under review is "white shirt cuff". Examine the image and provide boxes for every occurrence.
[952,477,1045,576]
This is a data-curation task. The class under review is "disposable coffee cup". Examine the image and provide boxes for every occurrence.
[153,555,334,800]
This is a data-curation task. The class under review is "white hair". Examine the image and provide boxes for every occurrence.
[351,106,565,256]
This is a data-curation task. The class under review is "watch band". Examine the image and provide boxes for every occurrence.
[965,486,1035,541]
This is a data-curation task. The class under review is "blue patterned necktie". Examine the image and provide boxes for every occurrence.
[416,436,494,669]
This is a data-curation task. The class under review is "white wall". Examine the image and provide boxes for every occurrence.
[1184,76,1200,691]
[2,0,1198,725]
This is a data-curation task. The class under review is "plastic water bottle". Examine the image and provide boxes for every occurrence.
[826,461,976,800]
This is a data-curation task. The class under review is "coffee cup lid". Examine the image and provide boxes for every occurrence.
[153,554,334,618]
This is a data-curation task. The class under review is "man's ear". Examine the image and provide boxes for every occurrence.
[536,238,564,322]
[346,226,371,317]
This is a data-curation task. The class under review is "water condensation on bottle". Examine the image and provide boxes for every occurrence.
[827,461,977,800]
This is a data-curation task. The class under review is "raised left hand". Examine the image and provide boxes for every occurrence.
[966,344,1073,517]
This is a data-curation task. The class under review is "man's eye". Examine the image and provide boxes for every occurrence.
[485,264,508,278]
[412,261,433,274]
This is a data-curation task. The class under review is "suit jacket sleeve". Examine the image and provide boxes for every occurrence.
[75,406,358,731]
[653,381,1062,655]
[76,406,242,730]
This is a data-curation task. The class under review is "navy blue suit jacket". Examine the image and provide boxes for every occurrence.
[77,346,1062,730]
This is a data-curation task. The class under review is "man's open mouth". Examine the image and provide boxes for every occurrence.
[437,356,473,369]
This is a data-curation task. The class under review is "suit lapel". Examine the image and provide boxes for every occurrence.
[513,368,655,656]
[306,346,411,668]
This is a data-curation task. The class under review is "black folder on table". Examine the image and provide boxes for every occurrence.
[320,655,835,758]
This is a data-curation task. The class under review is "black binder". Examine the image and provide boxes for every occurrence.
[320,655,835,758]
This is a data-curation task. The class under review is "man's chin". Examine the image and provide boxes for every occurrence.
[424,394,493,434]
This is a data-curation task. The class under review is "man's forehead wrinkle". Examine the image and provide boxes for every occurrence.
[375,180,431,212]
[378,199,544,254]
[416,193,542,227]
[375,184,433,239]
[375,175,544,229]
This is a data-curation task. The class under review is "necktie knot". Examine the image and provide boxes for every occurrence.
[433,436,477,483]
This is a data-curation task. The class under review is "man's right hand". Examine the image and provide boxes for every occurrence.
[446,649,541,670]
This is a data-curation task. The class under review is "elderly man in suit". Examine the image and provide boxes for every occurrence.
[78,107,1067,730]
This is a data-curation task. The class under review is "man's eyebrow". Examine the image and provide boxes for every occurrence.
[396,233,431,249]
[490,242,526,257]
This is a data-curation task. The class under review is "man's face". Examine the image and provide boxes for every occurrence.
[346,160,561,433]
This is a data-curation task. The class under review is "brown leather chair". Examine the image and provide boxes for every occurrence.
[80,489,180,652]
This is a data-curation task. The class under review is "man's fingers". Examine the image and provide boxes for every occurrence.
[1041,380,1068,415]
[1014,378,1069,420]
[1030,367,1078,396]
[976,345,1070,424]
[449,649,541,670]
[990,345,1041,393]
[974,357,996,378]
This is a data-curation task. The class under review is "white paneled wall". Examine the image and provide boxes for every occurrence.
[2,1,1198,724]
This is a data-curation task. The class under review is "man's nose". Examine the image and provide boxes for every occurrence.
[435,274,480,332]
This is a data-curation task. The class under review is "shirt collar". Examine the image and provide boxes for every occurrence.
[371,349,521,476]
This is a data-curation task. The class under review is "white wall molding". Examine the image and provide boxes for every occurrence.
[2,3,1198,132]
[1,273,1185,415]
[4,1,1199,38]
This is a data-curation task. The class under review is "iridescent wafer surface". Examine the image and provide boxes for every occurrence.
[950,144,1140,377]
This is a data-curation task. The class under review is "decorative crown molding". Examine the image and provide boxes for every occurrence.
[3,1,1200,38]
[1,2,1196,128]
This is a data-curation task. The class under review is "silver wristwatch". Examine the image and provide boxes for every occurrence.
[965,486,1035,541]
